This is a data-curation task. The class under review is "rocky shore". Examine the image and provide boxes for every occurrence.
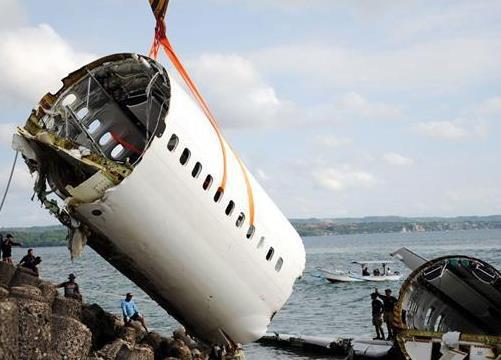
[0,262,219,360]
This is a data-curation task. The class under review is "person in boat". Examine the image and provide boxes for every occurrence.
[362,265,370,276]
[373,268,380,276]
[2,234,22,264]
[121,292,148,332]
[19,248,41,276]
[57,273,82,300]
[375,288,398,339]
[371,292,385,340]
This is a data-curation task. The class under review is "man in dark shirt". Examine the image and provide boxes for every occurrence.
[375,288,398,339]
[19,248,39,275]
[371,292,385,340]
[56,274,82,300]
[2,234,22,264]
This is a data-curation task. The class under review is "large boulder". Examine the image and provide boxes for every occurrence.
[0,286,9,300]
[53,296,82,320]
[0,300,19,360]
[10,266,41,288]
[82,304,120,350]
[140,331,162,353]
[0,262,16,287]
[38,280,58,305]
[51,314,92,360]
[9,285,45,303]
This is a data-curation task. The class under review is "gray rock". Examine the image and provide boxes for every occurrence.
[0,286,9,300]
[0,262,16,287]
[0,300,19,360]
[9,285,45,303]
[10,266,41,288]
[97,338,129,359]
[140,331,162,352]
[38,280,58,305]
[53,296,82,320]
[15,296,52,359]
[51,314,92,360]
[82,304,120,350]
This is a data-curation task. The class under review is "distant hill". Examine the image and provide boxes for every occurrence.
[1,215,501,246]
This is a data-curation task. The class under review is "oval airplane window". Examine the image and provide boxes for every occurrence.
[76,107,89,119]
[225,201,235,216]
[275,257,284,272]
[192,162,202,178]
[111,144,125,159]
[62,93,77,107]
[180,148,190,165]
[203,175,213,191]
[246,225,255,239]
[266,247,275,261]
[236,212,245,227]
[214,187,224,203]
[257,236,265,249]
[99,132,112,145]
[87,119,101,133]
[167,134,178,152]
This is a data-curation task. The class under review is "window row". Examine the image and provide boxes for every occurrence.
[167,133,284,272]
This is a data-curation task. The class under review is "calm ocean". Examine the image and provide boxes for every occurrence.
[11,229,501,360]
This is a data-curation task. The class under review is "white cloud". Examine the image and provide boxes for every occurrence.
[0,123,16,148]
[335,92,401,119]
[314,135,352,148]
[415,119,487,140]
[312,165,378,192]
[383,152,414,166]
[0,24,95,104]
[474,96,501,116]
[189,53,296,128]
[251,37,501,91]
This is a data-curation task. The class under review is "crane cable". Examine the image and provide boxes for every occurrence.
[0,151,19,215]
[148,6,256,225]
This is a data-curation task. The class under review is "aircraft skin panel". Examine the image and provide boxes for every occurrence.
[72,68,305,344]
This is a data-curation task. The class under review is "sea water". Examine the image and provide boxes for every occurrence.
[12,229,501,360]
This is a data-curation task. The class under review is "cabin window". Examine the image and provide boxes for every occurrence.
[214,187,224,202]
[433,314,443,332]
[424,307,435,327]
[225,201,235,216]
[111,144,125,159]
[203,175,213,191]
[87,119,101,133]
[76,107,89,119]
[180,148,190,165]
[236,212,245,227]
[192,162,202,178]
[167,134,179,151]
[62,93,77,107]
[266,247,275,261]
[246,225,255,239]
[275,257,283,272]
[257,236,265,249]
[99,132,112,146]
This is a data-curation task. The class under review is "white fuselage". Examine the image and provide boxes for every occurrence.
[74,77,306,344]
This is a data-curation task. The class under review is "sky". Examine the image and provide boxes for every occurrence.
[0,0,500,227]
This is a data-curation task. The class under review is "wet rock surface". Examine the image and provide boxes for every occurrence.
[0,263,244,360]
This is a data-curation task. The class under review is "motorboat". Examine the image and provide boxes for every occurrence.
[318,261,401,283]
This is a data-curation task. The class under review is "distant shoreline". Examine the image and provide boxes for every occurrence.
[2,215,500,247]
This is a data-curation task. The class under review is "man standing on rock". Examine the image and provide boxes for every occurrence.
[57,273,82,300]
[121,292,148,332]
[1,234,22,264]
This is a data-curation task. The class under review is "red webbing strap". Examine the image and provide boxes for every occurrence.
[149,16,255,225]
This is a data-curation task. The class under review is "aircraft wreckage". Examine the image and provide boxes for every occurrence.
[12,53,306,346]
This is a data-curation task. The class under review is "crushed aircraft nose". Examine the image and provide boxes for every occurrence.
[392,251,501,359]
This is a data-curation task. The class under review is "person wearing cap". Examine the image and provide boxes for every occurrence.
[57,274,82,300]
[375,288,398,339]
[121,293,148,332]
[1,234,22,264]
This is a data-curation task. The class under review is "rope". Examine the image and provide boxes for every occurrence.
[0,151,19,215]
[148,13,256,225]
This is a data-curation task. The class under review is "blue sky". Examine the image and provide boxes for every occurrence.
[1,0,500,226]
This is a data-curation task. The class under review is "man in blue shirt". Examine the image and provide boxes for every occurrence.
[121,292,148,332]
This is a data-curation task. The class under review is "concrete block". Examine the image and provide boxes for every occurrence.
[0,300,19,360]
[9,285,45,302]
[0,286,9,300]
[10,266,41,288]
[38,280,58,305]
[15,297,52,359]
[53,296,82,320]
[51,314,92,360]
[0,262,16,287]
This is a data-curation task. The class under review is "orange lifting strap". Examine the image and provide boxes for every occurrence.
[147,0,255,225]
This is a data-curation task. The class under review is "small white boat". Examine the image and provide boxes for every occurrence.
[318,261,401,283]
